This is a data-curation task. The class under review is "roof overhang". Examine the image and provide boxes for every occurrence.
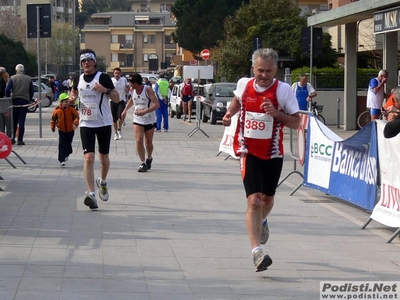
[308,0,400,27]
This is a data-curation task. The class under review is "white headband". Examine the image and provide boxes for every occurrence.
[80,53,96,62]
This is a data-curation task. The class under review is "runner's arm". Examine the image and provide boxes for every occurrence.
[222,96,240,127]
[145,86,160,113]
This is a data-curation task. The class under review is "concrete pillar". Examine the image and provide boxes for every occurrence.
[344,22,357,130]
[383,31,398,93]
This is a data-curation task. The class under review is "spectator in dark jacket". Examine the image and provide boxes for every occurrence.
[5,64,34,145]
[0,67,9,98]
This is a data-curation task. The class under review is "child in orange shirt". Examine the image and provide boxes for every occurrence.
[51,93,79,166]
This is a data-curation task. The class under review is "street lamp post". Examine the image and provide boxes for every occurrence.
[79,33,82,74]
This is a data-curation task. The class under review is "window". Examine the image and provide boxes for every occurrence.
[165,35,172,44]
[144,54,148,62]
[150,35,155,43]
[140,4,147,12]
[143,34,148,43]
[127,54,133,67]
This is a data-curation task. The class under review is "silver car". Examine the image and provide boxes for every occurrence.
[28,82,52,112]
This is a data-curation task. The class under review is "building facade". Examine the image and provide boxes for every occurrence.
[129,0,173,13]
[8,0,76,23]
[81,11,177,74]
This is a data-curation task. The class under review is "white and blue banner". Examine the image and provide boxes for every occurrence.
[304,115,378,210]
[370,120,400,228]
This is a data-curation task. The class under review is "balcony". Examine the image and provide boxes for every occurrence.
[110,42,134,53]
[164,43,175,50]
[120,42,133,49]
[110,43,120,51]
[109,61,134,73]
[56,6,64,13]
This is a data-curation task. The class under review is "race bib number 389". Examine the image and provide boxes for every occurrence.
[243,111,273,139]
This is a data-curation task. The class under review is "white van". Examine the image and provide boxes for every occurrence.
[169,83,203,119]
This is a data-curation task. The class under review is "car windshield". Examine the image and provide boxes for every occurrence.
[194,86,204,96]
[214,84,236,97]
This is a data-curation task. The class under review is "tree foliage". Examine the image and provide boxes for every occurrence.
[215,0,338,81]
[0,5,27,44]
[47,23,78,76]
[0,34,37,76]
[96,56,108,73]
[171,0,249,56]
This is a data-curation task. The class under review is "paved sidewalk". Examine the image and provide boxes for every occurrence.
[0,106,399,300]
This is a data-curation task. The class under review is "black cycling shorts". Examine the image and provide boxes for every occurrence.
[80,125,112,155]
[110,101,126,123]
[133,122,156,131]
[241,154,283,197]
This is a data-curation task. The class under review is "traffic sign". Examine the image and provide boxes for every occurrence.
[190,60,197,65]
[201,49,210,60]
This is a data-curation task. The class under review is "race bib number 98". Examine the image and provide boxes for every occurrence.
[244,111,273,139]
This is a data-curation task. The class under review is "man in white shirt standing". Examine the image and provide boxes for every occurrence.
[111,67,128,140]
[366,70,388,121]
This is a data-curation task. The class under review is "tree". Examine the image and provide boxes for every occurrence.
[96,56,107,73]
[0,34,37,76]
[47,23,78,76]
[0,4,26,44]
[171,0,249,56]
[214,0,338,81]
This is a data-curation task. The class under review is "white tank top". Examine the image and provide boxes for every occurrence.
[111,76,127,102]
[77,72,113,128]
[132,86,156,125]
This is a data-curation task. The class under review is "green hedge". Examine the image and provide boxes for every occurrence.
[291,67,379,90]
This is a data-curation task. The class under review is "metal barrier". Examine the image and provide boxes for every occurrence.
[0,97,26,170]
[277,111,309,195]
[0,97,13,138]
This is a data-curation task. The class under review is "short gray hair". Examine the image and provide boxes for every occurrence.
[378,70,388,77]
[251,48,279,67]
[15,64,25,73]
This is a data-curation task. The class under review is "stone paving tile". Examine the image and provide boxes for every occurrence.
[0,109,397,298]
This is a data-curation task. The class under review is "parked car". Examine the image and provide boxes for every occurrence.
[140,73,159,84]
[31,77,54,101]
[169,83,203,119]
[28,82,52,112]
[201,82,236,124]
[125,73,159,85]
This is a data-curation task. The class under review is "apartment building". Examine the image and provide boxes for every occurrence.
[324,0,397,55]
[130,0,173,13]
[81,11,177,74]
[6,0,76,23]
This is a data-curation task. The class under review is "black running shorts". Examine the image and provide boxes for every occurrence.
[241,154,283,197]
[133,122,156,131]
[80,125,112,155]
[110,101,126,123]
